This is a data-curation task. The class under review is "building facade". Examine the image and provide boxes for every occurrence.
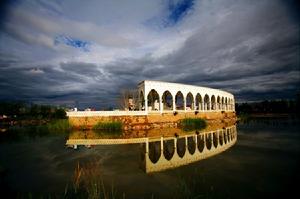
[138,80,235,114]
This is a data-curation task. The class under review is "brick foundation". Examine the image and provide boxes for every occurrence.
[69,111,237,131]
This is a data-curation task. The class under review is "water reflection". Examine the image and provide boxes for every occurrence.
[143,125,237,172]
[66,125,237,173]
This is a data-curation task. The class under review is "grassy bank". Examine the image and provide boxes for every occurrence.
[46,119,72,132]
[7,119,72,134]
[179,118,207,131]
[92,121,123,132]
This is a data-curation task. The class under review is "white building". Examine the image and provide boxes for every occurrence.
[138,80,235,113]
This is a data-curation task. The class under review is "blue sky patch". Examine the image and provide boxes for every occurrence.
[54,35,90,52]
[167,0,195,26]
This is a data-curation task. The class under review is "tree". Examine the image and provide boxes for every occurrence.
[118,89,139,110]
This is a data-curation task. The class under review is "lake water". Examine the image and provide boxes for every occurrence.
[0,118,299,198]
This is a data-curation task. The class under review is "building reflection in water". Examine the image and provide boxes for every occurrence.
[141,125,237,173]
[66,125,237,173]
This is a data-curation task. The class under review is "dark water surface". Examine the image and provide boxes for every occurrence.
[0,118,299,198]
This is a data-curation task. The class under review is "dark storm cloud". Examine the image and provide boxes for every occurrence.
[60,62,102,77]
[0,0,299,108]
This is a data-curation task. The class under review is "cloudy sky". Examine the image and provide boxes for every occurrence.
[0,0,299,109]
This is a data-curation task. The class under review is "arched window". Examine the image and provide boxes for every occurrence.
[195,93,202,110]
[217,96,221,110]
[186,92,194,111]
[221,97,224,110]
[204,94,210,111]
[162,90,173,111]
[211,95,216,110]
[175,91,184,110]
[147,89,160,111]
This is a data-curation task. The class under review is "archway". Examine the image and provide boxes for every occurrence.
[211,95,216,110]
[139,91,145,110]
[231,99,234,110]
[195,93,202,111]
[221,97,224,110]
[162,90,173,111]
[147,89,160,111]
[204,94,210,111]
[175,91,184,110]
[186,92,194,111]
[217,96,221,110]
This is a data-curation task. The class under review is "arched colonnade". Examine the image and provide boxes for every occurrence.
[138,81,235,113]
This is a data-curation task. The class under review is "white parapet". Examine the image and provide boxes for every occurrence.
[66,110,147,117]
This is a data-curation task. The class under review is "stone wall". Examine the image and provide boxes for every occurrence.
[69,111,236,130]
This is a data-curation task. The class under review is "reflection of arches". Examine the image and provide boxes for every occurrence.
[186,92,194,110]
[177,138,186,157]
[188,136,196,155]
[204,94,210,111]
[219,132,223,146]
[162,90,173,111]
[227,129,230,142]
[147,89,160,111]
[163,139,175,160]
[149,141,161,163]
[223,130,227,144]
[211,95,216,110]
[143,125,238,173]
[206,133,212,150]
[175,91,184,110]
[197,135,205,152]
[213,132,218,148]
[195,93,202,110]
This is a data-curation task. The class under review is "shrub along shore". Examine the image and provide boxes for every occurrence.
[179,118,207,131]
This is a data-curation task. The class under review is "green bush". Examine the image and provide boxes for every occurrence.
[179,118,207,131]
[47,119,72,132]
[92,121,122,132]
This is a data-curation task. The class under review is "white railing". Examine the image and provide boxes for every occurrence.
[66,110,147,117]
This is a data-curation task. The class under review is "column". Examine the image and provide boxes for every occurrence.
[160,96,163,114]
[145,98,148,114]
[173,96,176,111]
[184,99,186,112]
